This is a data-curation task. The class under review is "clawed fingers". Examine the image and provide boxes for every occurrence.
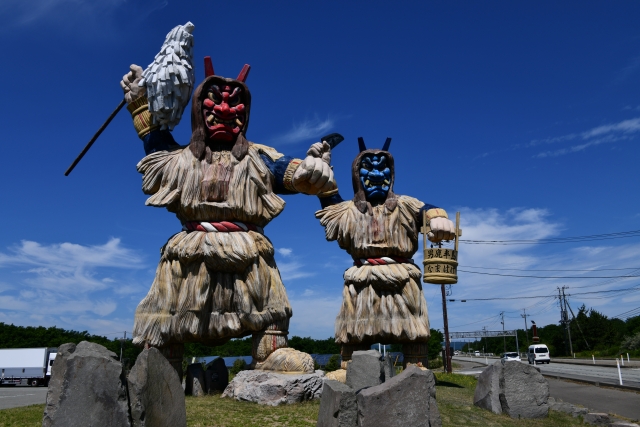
[130,64,144,77]
[306,142,323,157]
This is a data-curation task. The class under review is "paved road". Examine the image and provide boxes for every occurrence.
[452,358,640,420]
[547,377,640,420]
[0,386,47,410]
[455,356,640,387]
[535,361,640,387]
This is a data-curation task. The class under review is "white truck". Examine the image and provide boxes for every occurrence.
[0,348,57,386]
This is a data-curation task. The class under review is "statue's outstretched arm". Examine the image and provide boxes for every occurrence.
[260,141,337,196]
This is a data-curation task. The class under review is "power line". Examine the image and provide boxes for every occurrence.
[611,306,640,319]
[456,284,640,301]
[461,266,640,272]
[458,270,640,279]
[460,229,640,245]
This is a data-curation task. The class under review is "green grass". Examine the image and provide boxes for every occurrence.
[0,374,589,427]
[0,404,44,427]
[435,373,585,426]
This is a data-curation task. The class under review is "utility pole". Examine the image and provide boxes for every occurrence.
[521,309,529,347]
[482,326,486,355]
[558,287,569,356]
[119,331,127,362]
[500,311,506,354]
[562,287,573,356]
[441,284,452,373]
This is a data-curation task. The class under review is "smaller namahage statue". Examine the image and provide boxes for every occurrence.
[315,137,456,368]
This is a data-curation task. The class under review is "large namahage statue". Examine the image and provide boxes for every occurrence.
[120,25,337,376]
[315,137,456,367]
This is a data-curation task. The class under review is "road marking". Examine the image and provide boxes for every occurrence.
[0,394,36,398]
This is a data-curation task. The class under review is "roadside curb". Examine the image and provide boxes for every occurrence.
[551,359,640,369]
[542,373,640,392]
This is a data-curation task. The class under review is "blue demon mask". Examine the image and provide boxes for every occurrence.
[359,153,391,201]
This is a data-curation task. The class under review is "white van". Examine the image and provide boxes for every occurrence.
[527,344,550,364]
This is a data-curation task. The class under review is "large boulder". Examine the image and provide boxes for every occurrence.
[316,380,357,427]
[42,342,130,427]
[357,365,441,427]
[325,369,347,384]
[346,350,384,391]
[127,348,186,427]
[222,370,324,406]
[474,360,549,419]
[205,357,229,392]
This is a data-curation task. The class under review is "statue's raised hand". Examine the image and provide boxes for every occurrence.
[292,141,335,195]
[120,64,146,104]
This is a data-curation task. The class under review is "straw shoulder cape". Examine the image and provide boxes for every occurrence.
[316,196,431,344]
[132,143,292,347]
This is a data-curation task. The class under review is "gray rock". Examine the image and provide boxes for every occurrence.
[346,350,384,391]
[356,365,441,427]
[609,422,640,427]
[42,342,130,427]
[185,363,206,397]
[205,357,228,392]
[316,380,357,427]
[222,370,324,406]
[473,363,502,414]
[548,397,588,418]
[383,354,395,381]
[584,413,610,425]
[473,360,549,419]
[127,348,186,427]
[501,361,549,418]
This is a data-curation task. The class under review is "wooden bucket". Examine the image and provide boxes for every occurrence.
[422,211,461,285]
[423,248,458,284]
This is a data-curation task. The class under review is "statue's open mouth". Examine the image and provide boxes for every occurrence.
[204,111,242,134]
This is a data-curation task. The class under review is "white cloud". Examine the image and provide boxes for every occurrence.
[421,207,640,334]
[277,248,293,257]
[278,260,314,281]
[288,295,342,338]
[269,115,335,145]
[0,0,168,36]
[0,238,144,293]
[530,117,640,158]
[0,238,148,335]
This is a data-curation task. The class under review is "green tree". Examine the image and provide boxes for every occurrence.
[229,358,247,375]
[324,354,340,372]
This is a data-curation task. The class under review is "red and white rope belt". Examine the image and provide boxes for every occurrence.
[182,221,264,234]
[353,256,414,266]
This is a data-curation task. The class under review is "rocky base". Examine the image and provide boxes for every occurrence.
[42,342,186,427]
[221,369,325,406]
[473,360,549,419]
[317,350,441,427]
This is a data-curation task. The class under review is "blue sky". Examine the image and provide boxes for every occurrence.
[1,1,639,342]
